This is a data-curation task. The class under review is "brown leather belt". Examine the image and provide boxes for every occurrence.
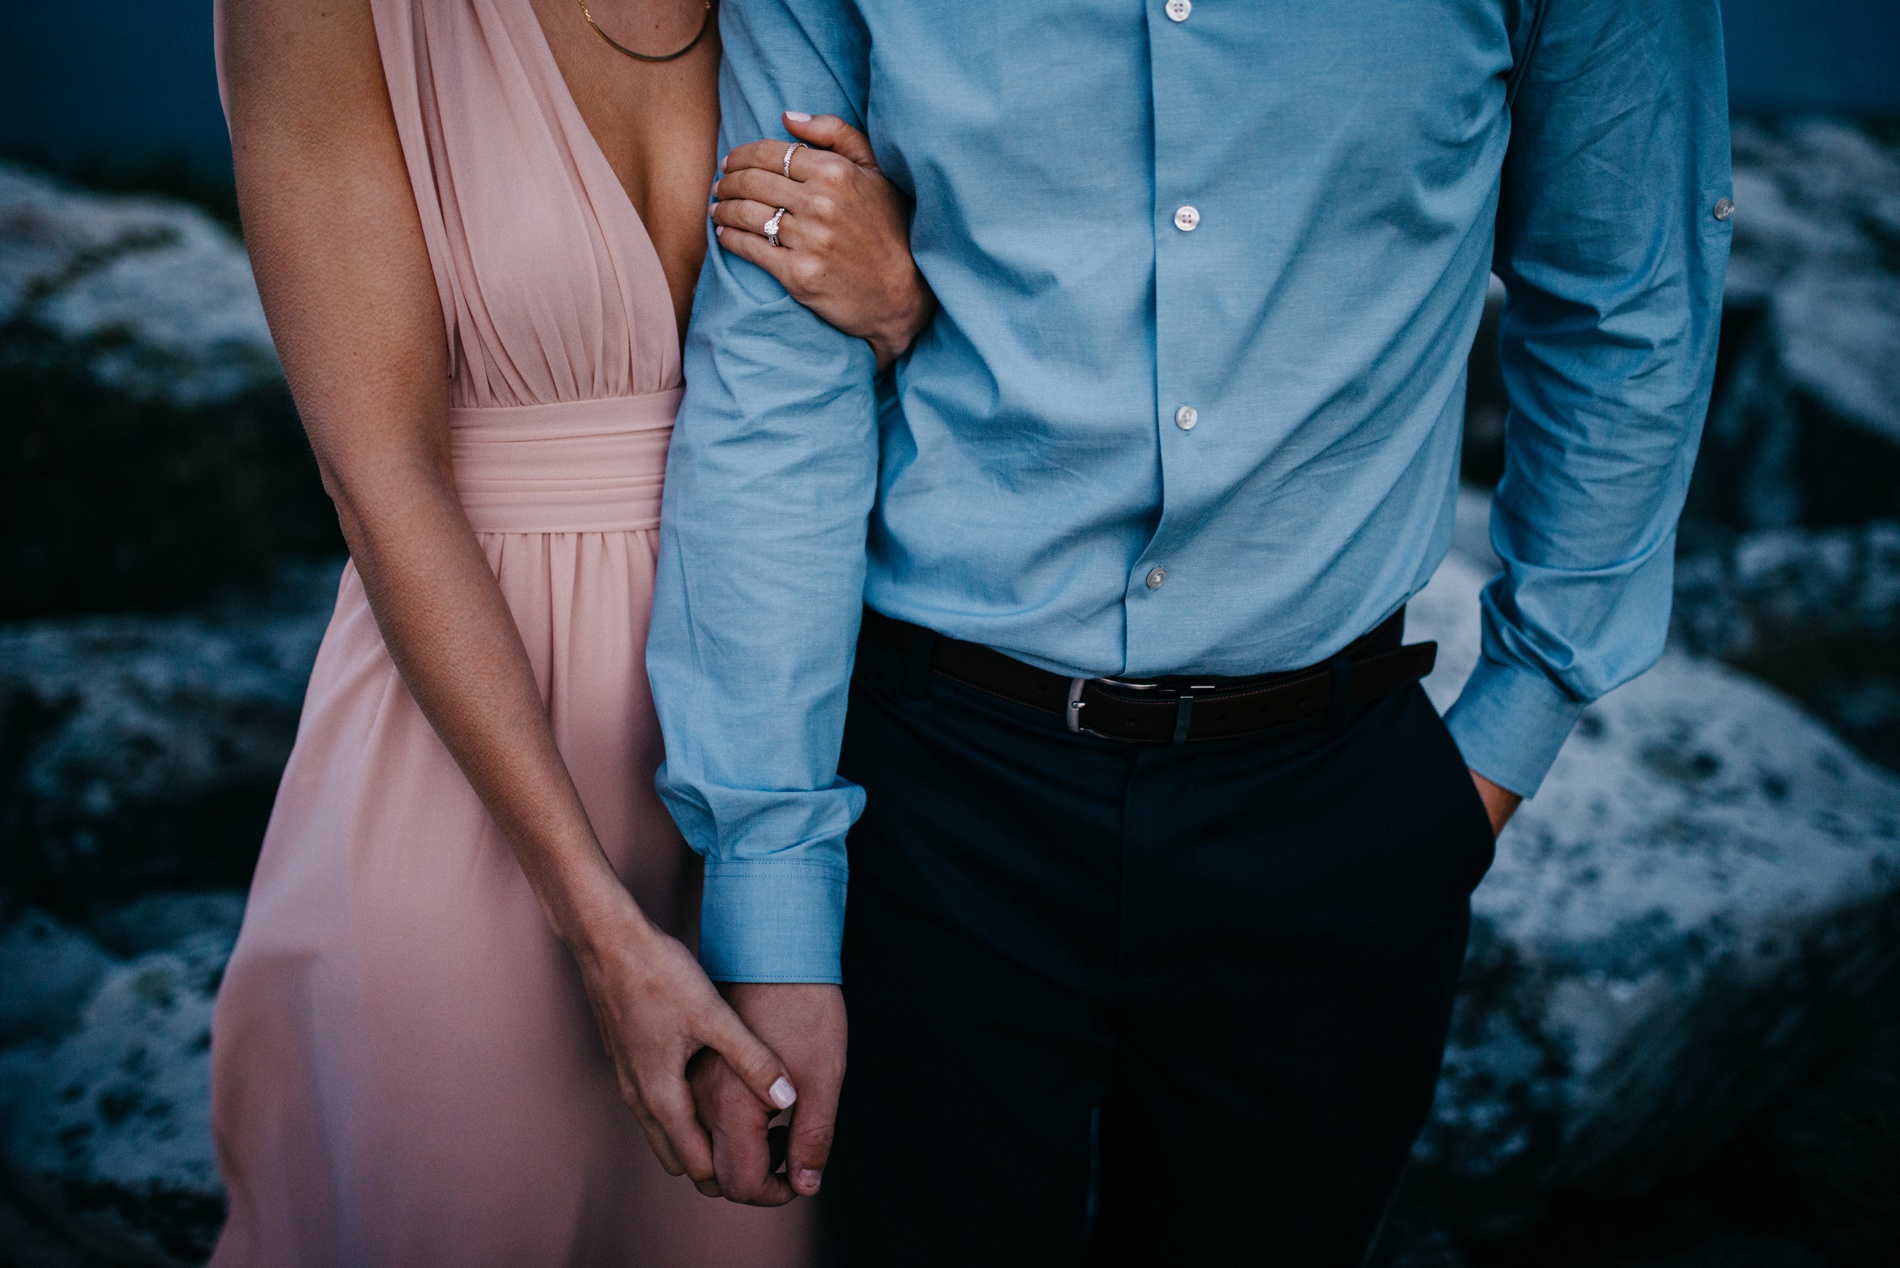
[860,607,1438,744]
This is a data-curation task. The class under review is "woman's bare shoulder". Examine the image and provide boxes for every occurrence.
[219,0,447,466]
[220,0,396,163]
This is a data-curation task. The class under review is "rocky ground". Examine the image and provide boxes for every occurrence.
[0,162,338,622]
[4,118,1900,1265]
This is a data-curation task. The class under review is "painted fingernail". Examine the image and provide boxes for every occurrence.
[769,1077,798,1109]
[797,1168,823,1193]
[784,110,813,122]
[720,153,729,172]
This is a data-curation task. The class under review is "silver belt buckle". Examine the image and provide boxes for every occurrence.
[1067,675,1166,737]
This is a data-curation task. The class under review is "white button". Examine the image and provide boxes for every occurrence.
[1712,197,1734,221]
[1175,405,1198,431]
[1145,567,1168,590]
[1173,205,1200,232]
[1165,0,1192,21]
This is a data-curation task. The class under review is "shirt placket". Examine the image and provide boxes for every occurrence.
[1127,0,1207,676]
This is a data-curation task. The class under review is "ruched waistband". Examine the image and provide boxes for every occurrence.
[449,390,679,533]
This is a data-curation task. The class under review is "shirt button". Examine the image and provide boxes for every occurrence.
[1165,0,1192,20]
[1145,566,1168,590]
[1173,205,1200,232]
[1174,404,1198,431]
[1712,196,1734,221]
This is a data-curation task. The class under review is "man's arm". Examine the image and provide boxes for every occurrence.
[1445,0,1732,800]
[652,0,875,991]
[646,0,874,1204]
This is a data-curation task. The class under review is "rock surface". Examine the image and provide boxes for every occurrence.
[0,895,241,1267]
[0,163,276,405]
[1673,519,1900,771]
[1405,546,1900,1234]
[0,163,338,620]
[0,563,339,916]
[0,913,113,1049]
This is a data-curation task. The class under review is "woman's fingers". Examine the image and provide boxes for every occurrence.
[714,223,807,294]
[713,167,803,215]
[722,136,856,189]
[698,1003,800,1118]
[711,196,794,244]
[783,111,879,171]
[603,1035,704,1181]
[625,1094,689,1177]
[715,223,827,304]
[720,138,789,177]
[638,1066,721,1189]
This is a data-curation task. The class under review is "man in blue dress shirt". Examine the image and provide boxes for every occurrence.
[649,0,1731,1259]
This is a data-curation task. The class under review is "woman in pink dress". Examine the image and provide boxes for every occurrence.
[208,0,929,1263]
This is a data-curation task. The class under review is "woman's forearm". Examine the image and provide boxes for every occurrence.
[328,458,651,955]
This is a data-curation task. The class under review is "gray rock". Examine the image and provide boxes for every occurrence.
[1405,550,1900,1234]
[0,163,277,405]
[0,912,113,1048]
[1673,521,1900,659]
[86,893,246,962]
[0,924,232,1267]
[0,561,338,914]
[1672,520,1900,772]
[0,897,244,1264]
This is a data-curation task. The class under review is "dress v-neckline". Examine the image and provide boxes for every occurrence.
[518,0,686,370]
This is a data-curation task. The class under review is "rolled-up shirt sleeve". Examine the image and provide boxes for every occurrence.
[1445,0,1732,796]
[647,0,875,983]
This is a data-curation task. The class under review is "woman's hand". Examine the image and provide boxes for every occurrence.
[712,112,934,369]
[571,891,800,1196]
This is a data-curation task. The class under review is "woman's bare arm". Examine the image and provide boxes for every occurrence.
[219,0,793,1192]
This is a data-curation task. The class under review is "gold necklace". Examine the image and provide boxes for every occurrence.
[575,0,712,63]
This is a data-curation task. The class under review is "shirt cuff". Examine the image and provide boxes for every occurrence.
[1442,652,1587,798]
[698,857,848,984]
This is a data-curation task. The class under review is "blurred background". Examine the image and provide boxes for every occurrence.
[1,2,1897,1265]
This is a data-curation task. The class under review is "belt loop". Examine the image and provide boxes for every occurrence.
[1325,652,1354,734]
[1171,692,1195,745]
[901,628,938,700]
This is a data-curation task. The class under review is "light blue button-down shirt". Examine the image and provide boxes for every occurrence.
[649,0,1732,983]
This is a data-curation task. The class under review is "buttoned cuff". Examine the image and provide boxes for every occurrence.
[1443,652,1587,798]
[698,857,848,984]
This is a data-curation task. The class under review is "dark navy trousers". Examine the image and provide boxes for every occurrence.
[826,631,1496,1266]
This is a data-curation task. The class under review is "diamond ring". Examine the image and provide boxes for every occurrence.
[763,207,787,247]
[782,142,807,179]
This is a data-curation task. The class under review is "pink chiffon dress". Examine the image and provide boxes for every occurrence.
[206,0,812,1263]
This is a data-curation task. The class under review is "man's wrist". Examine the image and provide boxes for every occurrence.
[1468,768,1523,837]
[1444,652,1586,798]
